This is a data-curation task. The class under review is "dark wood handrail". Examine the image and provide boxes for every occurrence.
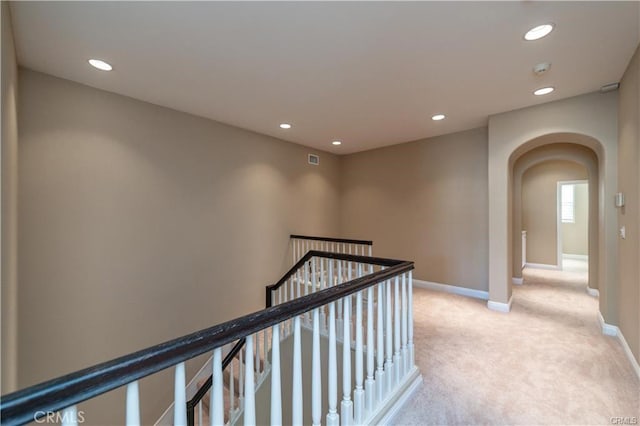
[290,234,373,246]
[0,254,412,426]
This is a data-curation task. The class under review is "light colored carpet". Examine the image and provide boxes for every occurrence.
[394,264,640,425]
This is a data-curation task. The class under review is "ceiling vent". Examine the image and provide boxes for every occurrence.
[308,154,320,165]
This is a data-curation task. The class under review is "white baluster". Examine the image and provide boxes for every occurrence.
[292,316,303,426]
[354,289,364,425]
[264,328,269,371]
[312,308,322,426]
[61,406,78,426]
[312,257,317,293]
[255,332,261,376]
[327,301,339,426]
[126,381,140,426]
[271,324,282,426]
[394,276,401,387]
[199,401,203,426]
[369,245,372,257]
[408,270,414,368]
[290,276,294,302]
[293,238,296,264]
[341,295,353,426]
[211,348,224,426]
[174,362,187,426]
[244,335,255,426]
[230,357,235,417]
[304,260,309,297]
[320,257,327,332]
[385,279,394,393]
[376,281,385,402]
[365,283,375,412]
[337,260,343,340]
[239,348,244,410]
[401,273,408,376]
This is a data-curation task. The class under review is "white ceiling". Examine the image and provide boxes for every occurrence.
[9,1,640,155]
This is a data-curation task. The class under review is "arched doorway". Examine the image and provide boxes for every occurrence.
[488,129,618,326]
[511,142,599,295]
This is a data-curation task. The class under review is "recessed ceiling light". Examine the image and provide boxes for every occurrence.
[524,24,554,41]
[279,123,292,129]
[533,87,554,96]
[88,59,113,71]
[431,114,446,121]
[332,140,342,146]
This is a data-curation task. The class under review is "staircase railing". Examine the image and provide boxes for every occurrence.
[290,234,373,264]
[1,251,415,426]
[185,235,375,425]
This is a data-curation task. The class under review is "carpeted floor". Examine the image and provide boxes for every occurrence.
[394,263,640,425]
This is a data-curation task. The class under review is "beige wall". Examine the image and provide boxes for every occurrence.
[1,1,19,394]
[562,182,588,256]
[617,43,639,363]
[489,92,618,313]
[340,127,488,291]
[521,160,587,265]
[17,69,341,423]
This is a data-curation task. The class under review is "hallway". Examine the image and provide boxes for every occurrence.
[394,266,639,425]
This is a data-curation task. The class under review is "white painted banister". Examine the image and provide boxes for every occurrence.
[354,288,364,424]
[365,283,375,412]
[174,362,187,426]
[401,273,408,375]
[244,335,255,426]
[271,324,282,426]
[408,270,415,367]
[385,279,394,392]
[312,308,322,426]
[126,381,140,426]
[8,249,427,426]
[211,348,224,426]
[292,316,303,426]
[394,276,401,386]
[327,300,339,426]
[376,280,385,403]
[341,294,352,426]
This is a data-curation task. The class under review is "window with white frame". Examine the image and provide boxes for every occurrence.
[561,184,575,223]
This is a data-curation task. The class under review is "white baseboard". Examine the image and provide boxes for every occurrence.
[562,253,588,260]
[377,371,423,426]
[487,295,513,313]
[598,312,640,381]
[512,277,524,285]
[412,279,489,300]
[586,286,599,297]
[598,312,618,336]
[525,262,560,270]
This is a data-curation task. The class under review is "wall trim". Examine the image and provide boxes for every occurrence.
[487,295,513,313]
[563,253,588,261]
[598,312,640,381]
[525,262,561,270]
[412,279,489,300]
[512,277,524,285]
[376,370,423,426]
[586,286,599,297]
[598,312,618,336]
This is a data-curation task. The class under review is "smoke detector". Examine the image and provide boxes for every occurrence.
[533,62,551,75]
